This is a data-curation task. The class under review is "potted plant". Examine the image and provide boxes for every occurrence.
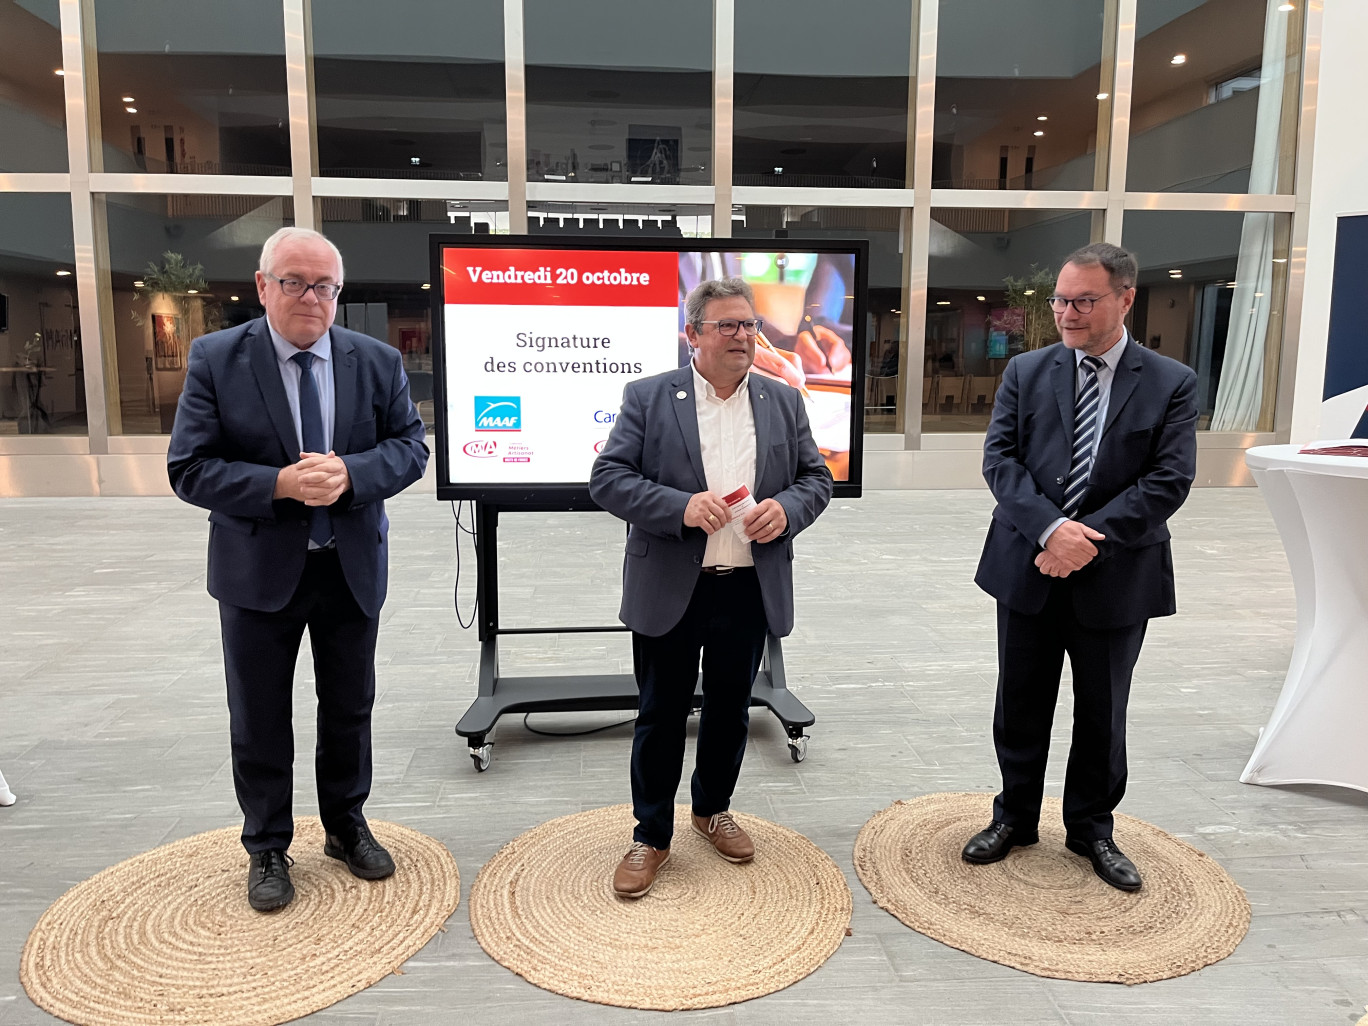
[1002,265,1060,352]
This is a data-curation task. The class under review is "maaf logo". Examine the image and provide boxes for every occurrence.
[475,395,521,431]
[463,439,499,458]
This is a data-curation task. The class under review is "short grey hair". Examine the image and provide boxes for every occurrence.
[685,276,755,329]
[258,227,345,281]
[1061,242,1137,290]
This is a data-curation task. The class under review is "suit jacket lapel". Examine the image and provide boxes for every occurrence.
[331,330,357,455]
[1101,333,1142,437]
[1052,344,1077,447]
[749,373,772,489]
[669,365,707,489]
[247,318,300,464]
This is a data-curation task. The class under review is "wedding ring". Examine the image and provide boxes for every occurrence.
[707,514,717,523]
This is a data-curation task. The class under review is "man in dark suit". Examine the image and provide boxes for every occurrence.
[963,242,1198,891]
[168,227,428,911]
[590,277,832,898]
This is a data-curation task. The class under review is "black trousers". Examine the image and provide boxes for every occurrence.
[629,568,769,849]
[992,583,1147,842]
[218,548,379,853]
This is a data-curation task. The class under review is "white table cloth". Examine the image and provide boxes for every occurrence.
[1241,442,1368,792]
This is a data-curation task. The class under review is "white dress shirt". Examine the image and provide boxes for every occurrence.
[1039,329,1128,547]
[692,361,757,568]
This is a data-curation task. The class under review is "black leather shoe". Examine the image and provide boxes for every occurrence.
[324,823,396,880]
[961,821,1039,864]
[247,849,295,911]
[1066,837,1142,891]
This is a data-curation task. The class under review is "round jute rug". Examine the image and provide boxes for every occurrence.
[20,818,460,1026]
[469,804,852,1010]
[854,793,1250,985]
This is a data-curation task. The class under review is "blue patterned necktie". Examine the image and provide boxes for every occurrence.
[291,351,332,547]
[1061,355,1106,518]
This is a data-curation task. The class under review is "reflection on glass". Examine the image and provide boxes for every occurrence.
[0,0,67,171]
[524,0,712,185]
[735,206,906,434]
[1128,0,1302,192]
[92,0,289,175]
[925,208,1094,431]
[102,194,293,433]
[1121,210,1290,430]
[312,0,507,181]
[527,202,713,238]
[733,0,912,188]
[0,194,82,434]
[934,0,1108,190]
[322,200,510,429]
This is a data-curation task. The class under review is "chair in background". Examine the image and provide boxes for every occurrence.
[936,375,965,414]
[965,374,998,415]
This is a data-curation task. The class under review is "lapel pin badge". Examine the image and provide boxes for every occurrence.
[676,390,687,399]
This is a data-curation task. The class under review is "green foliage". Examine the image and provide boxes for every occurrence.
[1003,264,1060,352]
[131,251,223,339]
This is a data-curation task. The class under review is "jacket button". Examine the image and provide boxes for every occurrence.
[1055,476,1065,485]
[693,556,701,564]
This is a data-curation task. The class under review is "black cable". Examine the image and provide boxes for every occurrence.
[451,500,478,629]
[521,712,637,737]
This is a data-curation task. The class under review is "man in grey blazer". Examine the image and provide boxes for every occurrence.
[590,276,832,898]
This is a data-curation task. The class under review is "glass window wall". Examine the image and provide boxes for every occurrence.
[0,193,82,434]
[100,193,293,433]
[934,0,1109,191]
[90,0,290,175]
[311,0,507,181]
[0,0,67,172]
[1127,0,1302,193]
[523,0,712,185]
[1121,209,1290,430]
[925,208,1094,431]
[733,0,913,188]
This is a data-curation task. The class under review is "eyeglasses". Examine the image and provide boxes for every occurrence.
[265,273,342,301]
[1046,288,1128,314]
[699,318,764,337]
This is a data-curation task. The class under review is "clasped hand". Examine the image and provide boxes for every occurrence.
[1035,520,1106,578]
[683,491,787,543]
[275,451,350,506]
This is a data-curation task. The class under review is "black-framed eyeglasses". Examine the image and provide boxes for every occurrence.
[1046,288,1127,314]
[699,318,764,337]
[265,272,342,301]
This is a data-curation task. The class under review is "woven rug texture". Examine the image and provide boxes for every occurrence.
[20,818,460,1026]
[469,803,852,1010]
[854,792,1251,984]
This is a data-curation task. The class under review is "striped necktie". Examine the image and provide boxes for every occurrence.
[1061,355,1106,518]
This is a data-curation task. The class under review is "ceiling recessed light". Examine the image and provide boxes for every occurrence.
[125,106,137,114]
[55,269,71,276]
[1272,257,1288,263]
[133,280,145,287]
[420,283,431,290]
[936,300,951,306]
[976,295,987,301]
[1033,130,1044,136]
[891,309,901,314]
[1023,289,1035,296]
[1255,291,1265,297]
[1226,282,1237,288]
[230,295,239,302]
[1171,53,1187,65]
[1096,92,1109,100]
[1278,2,1294,10]
[121,96,135,103]
[54,68,64,76]
[1036,115,1048,121]
[186,289,198,294]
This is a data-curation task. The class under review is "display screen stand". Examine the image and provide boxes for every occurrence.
[453,503,815,772]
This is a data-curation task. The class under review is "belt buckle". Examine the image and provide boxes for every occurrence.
[702,565,736,576]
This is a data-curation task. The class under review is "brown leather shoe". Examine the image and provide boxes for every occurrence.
[612,842,670,898]
[691,811,755,863]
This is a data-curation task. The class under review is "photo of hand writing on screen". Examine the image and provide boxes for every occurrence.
[678,251,855,481]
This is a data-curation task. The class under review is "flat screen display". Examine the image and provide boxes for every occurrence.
[430,236,867,506]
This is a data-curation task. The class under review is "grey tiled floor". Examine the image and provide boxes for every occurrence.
[1,487,1366,1025]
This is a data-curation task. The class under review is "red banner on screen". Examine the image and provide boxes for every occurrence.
[443,248,678,307]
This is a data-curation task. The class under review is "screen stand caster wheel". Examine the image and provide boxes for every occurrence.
[471,744,492,772]
[787,735,809,763]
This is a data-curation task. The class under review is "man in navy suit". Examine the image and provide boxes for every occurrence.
[168,227,428,911]
[963,243,1198,891]
[590,277,832,898]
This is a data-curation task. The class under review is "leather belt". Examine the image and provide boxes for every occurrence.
[700,566,737,576]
